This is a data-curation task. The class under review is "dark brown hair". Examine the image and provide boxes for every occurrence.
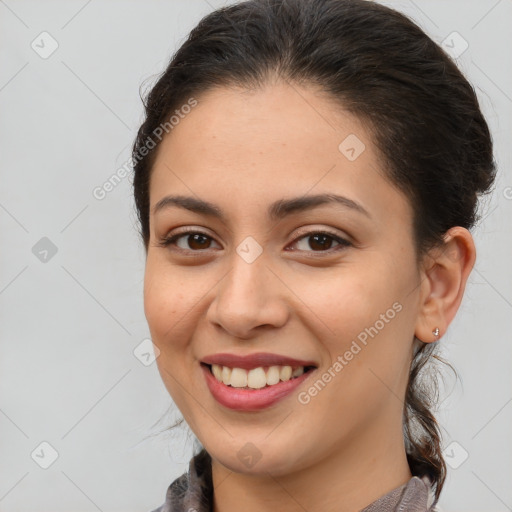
[132,0,496,503]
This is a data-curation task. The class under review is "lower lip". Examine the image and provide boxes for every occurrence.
[201,364,314,411]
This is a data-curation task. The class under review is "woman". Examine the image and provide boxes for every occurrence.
[131,0,496,510]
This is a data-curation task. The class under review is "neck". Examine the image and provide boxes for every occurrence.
[211,421,412,512]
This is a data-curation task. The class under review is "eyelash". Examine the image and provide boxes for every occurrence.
[157,227,352,255]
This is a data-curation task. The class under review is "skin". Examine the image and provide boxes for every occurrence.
[143,81,476,512]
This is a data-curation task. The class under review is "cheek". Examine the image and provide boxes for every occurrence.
[143,263,202,412]
[289,261,397,340]
[292,258,415,398]
[143,283,179,344]
[143,256,192,343]
[142,266,197,391]
[340,282,413,403]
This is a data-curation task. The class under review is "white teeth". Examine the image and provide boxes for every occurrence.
[280,365,292,381]
[247,367,267,389]
[292,366,304,378]
[230,367,247,388]
[210,364,308,389]
[266,366,281,385]
[221,366,231,385]
[212,364,222,381]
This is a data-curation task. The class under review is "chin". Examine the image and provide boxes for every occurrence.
[208,439,308,477]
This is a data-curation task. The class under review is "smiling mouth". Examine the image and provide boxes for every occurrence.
[202,363,316,390]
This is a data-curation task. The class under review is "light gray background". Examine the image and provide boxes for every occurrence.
[0,1,510,511]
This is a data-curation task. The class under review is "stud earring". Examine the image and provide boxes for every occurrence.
[432,327,440,340]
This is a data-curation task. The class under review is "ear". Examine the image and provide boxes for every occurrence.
[415,226,476,343]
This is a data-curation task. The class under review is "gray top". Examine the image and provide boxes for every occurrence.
[149,449,438,512]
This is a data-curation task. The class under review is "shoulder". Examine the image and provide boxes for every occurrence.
[147,471,190,512]
[146,449,212,512]
[399,474,438,511]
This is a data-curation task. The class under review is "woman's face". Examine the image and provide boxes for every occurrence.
[144,82,423,476]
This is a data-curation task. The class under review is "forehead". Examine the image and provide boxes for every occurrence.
[149,82,411,227]
[153,82,367,174]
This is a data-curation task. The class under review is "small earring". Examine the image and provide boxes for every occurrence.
[432,327,440,340]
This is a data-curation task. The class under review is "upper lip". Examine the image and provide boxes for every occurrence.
[201,352,317,370]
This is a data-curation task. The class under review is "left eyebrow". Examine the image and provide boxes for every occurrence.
[268,193,371,220]
[152,193,372,221]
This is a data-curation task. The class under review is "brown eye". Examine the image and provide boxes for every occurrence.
[158,231,220,251]
[291,231,352,253]
[183,233,212,250]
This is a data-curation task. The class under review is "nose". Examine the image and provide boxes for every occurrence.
[206,248,289,340]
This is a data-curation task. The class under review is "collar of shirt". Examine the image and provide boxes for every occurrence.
[150,449,438,512]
